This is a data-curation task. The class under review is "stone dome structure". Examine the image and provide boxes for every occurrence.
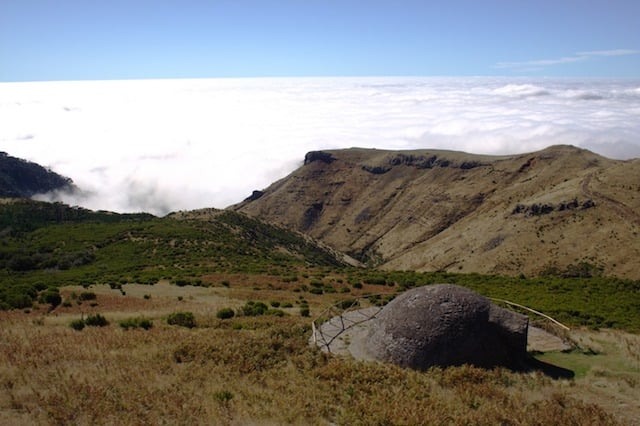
[364,284,529,370]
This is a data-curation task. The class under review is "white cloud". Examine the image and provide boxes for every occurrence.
[495,49,639,71]
[576,49,639,57]
[1,77,639,215]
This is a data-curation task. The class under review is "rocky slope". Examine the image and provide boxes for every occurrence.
[0,152,74,198]
[233,145,640,279]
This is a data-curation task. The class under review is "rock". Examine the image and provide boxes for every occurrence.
[301,202,324,230]
[364,284,528,370]
[582,199,596,209]
[244,190,264,202]
[304,151,335,165]
[362,165,391,174]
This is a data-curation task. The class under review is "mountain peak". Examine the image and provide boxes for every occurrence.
[235,145,639,279]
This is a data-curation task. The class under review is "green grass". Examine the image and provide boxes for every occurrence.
[535,351,596,379]
[0,200,345,309]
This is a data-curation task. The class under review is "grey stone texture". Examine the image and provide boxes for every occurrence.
[364,284,529,370]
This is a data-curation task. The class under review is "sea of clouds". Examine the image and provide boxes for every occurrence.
[1,77,639,216]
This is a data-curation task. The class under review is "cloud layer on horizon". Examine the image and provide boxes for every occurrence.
[1,77,639,215]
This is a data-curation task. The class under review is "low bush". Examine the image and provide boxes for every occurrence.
[174,279,191,287]
[0,290,33,310]
[119,317,153,330]
[78,291,97,301]
[267,309,285,317]
[69,318,85,331]
[167,311,196,328]
[39,290,62,308]
[241,301,269,316]
[213,390,234,403]
[84,313,109,327]
[216,307,235,320]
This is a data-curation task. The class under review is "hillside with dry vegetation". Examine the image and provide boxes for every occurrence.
[234,145,640,279]
[1,148,640,424]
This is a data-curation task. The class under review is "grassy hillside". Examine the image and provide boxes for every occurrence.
[0,200,344,310]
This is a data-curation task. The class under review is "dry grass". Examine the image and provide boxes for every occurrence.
[237,146,640,279]
[0,282,633,426]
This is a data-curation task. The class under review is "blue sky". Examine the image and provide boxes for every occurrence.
[1,0,639,81]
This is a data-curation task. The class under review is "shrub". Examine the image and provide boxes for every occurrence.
[39,290,62,308]
[1,291,33,310]
[78,291,97,301]
[167,311,196,328]
[300,307,310,317]
[213,390,234,403]
[240,301,268,316]
[119,317,153,330]
[216,307,235,320]
[70,319,85,331]
[174,279,190,287]
[84,313,109,327]
[270,301,281,308]
[363,276,386,285]
[33,282,48,292]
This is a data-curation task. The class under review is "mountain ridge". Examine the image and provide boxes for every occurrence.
[233,145,640,279]
[0,151,75,198]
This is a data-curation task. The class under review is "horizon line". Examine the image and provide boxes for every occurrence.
[3,74,640,84]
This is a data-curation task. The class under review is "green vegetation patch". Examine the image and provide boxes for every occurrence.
[0,201,345,310]
[167,311,196,328]
[119,317,153,330]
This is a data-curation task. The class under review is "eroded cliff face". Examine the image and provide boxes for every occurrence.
[234,145,640,279]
